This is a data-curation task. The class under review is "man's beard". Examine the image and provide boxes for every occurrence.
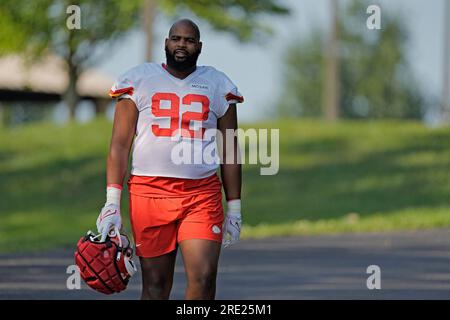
[165,46,200,72]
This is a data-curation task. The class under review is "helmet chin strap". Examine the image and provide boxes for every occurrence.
[125,259,137,277]
[112,227,137,276]
[112,227,122,261]
[90,232,102,241]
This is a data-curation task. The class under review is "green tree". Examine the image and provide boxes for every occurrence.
[0,0,143,119]
[279,0,424,119]
[0,0,289,120]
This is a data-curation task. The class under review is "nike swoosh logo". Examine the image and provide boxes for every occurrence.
[229,221,241,232]
[101,210,117,221]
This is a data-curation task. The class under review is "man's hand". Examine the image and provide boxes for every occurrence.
[222,199,242,248]
[96,203,122,242]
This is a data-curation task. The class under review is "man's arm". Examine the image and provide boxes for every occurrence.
[96,98,138,241]
[218,104,242,247]
[107,98,138,185]
[218,104,241,201]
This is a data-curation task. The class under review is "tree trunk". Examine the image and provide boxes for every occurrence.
[94,98,109,116]
[65,61,79,121]
[323,0,340,121]
[143,0,156,62]
[64,25,81,121]
[0,103,3,127]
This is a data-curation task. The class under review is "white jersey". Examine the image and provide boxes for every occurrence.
[109,62,244,179]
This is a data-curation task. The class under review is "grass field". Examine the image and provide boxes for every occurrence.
[1,118,450,252]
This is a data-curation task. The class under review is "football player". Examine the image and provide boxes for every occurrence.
[97,18,243,300]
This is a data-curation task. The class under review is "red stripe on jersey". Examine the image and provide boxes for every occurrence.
[225,92,244,103]
[109,86,134,98]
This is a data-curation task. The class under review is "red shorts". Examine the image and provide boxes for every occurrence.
[128,174,224,258]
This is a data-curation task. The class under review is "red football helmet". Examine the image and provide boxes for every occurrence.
[75,229,137,294]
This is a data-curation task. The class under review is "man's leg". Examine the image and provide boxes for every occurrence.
[139,248,178,300]
[179,239,221,300]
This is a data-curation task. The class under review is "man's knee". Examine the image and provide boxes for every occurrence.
[142,273,173,299]
[188,269,217,290]
[141,285,170,300]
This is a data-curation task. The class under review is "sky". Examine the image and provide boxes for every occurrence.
[95,0,447,123]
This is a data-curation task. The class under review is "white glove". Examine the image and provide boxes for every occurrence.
[97,203,122,242]
[96,185,122,242]
[222,199,242,248]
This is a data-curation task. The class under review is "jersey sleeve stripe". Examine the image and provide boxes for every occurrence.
[225,92,244,103]
[109,87,134,98]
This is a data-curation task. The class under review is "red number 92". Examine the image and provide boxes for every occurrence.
[151,92,210,139]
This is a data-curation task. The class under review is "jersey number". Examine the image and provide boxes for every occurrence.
[151,93,210,138]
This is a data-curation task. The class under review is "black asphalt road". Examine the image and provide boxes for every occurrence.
[1,229,450,299]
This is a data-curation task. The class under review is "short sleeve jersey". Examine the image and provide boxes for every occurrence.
[109,63,244,179]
